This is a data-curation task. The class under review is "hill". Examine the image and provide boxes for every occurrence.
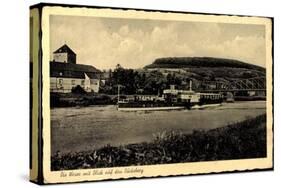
[143,57,265,83]
[144,57,265,72]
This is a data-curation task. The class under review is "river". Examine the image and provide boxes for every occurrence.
[51,101,266,154]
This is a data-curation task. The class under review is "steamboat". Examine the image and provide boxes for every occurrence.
[117,81,223,111]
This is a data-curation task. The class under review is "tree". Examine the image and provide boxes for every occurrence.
[116,64,123,70]
[71,85,86,94]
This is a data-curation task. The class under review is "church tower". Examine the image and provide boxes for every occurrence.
[53,44,76,64]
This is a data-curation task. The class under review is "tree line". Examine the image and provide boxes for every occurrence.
[100,64,186,95]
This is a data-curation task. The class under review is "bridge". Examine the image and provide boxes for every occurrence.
[195,76,266,93]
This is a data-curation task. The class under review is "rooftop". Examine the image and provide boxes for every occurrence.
[50,61,101,79]
[53,44,76,55]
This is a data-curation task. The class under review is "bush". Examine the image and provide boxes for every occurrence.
[71,85,87,94]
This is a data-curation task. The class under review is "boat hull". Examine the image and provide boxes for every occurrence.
[191,103,222,109]
[118,106,185,111]
[117,101,190,111]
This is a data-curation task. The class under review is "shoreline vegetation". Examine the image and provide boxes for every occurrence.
[51,113,266,171]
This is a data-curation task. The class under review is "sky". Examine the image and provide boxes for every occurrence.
[50,15,266,70]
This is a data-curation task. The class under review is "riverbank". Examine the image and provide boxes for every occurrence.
[51,113,266,170]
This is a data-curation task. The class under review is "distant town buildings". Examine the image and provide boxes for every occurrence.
[50,44,101,93]
[146,68,187,75]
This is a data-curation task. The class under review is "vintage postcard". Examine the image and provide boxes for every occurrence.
[30,3,273,184]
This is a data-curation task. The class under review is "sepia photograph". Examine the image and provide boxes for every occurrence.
[2,0,280,187]
[48,13,270,171]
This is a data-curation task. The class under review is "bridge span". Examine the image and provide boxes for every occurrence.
[195,76,266,93]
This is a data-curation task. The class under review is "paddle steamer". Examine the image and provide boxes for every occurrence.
[117,82,223,111]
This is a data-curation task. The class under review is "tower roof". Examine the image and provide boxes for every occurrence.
[53,44,76,55]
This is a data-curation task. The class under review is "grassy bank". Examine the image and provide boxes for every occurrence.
[51,114,266,170]
[50,92,114,108]
[234,96,266,101]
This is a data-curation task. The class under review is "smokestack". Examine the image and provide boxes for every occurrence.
[189,80,192,91]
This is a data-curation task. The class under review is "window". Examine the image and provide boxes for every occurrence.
[58,79,63,89]
[81,80,85,85]
[72,80,76,85]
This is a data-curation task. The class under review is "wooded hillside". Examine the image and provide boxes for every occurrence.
[144,57,265,72]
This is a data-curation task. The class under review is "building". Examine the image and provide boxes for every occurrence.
[53,44,76,64]
[50,44,101,93]
[146,68,187,74]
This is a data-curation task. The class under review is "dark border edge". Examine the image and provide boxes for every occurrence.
[29,2,273,19]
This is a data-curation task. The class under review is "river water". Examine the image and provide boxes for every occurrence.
[51,101,266,154]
